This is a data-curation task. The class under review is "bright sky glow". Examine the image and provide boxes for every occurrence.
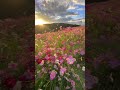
[35,19,48,25]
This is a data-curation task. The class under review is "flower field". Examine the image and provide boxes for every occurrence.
[0,16,35,90]
[35,26,85,90]
[85,1,120,89]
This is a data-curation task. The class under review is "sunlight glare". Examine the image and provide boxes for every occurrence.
[35,19,48,25]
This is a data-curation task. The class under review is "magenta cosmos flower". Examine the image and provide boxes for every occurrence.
[69,79,76,87]
[50,70,57,80]
[60,67,67,76]
[66,55,76,65]
[8,61,17,69]
[80,49,85,55]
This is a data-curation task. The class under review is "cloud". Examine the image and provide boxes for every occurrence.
[36,0,71,16]
[77,8,85,11]
[68,18,85,25]
[73,0,85,5]
[35,0,85,25]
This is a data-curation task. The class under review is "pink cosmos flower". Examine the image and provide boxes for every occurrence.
[35,55,39,61]
[50,56,56,63]
[63,54,67,59]
[80,49,85,55]
[61,47,66,51]
[45,55,51,60]
[66,55,76,65]
[46,48,52,54]
[38,52,42,57]
[8,61,17,69]
[60,67,67,76]
[69,80,76,87]
[70,42,74,46]
[36,34,42,39]
[58,56,64,64]
[50,70,57,80]
[74,49,79,55]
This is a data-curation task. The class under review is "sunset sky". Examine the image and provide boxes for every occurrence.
[35,0,85,25]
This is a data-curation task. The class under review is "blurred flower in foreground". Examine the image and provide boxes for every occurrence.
[50,70,57,80]
[60,67,67,76]
[86,69,98,89]
[8,61,17,70]
[4,77,17,88]
[66,55,76,65]
[80,49,85,55]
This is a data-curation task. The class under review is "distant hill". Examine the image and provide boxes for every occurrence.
[35,23,80,34]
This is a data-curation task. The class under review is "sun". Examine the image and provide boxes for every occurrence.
[35,19,48,25]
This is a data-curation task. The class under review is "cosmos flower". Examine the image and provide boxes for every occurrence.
[36,58,42,64]
[80,49,85,55]
[86,69,98,89]
[38,52,42,57]
[50,70,57,80]
[66,55,76,65]
[69,79,76,87]
[60,67,67,76]
[8,61,17,70]
[4,77,17,88]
